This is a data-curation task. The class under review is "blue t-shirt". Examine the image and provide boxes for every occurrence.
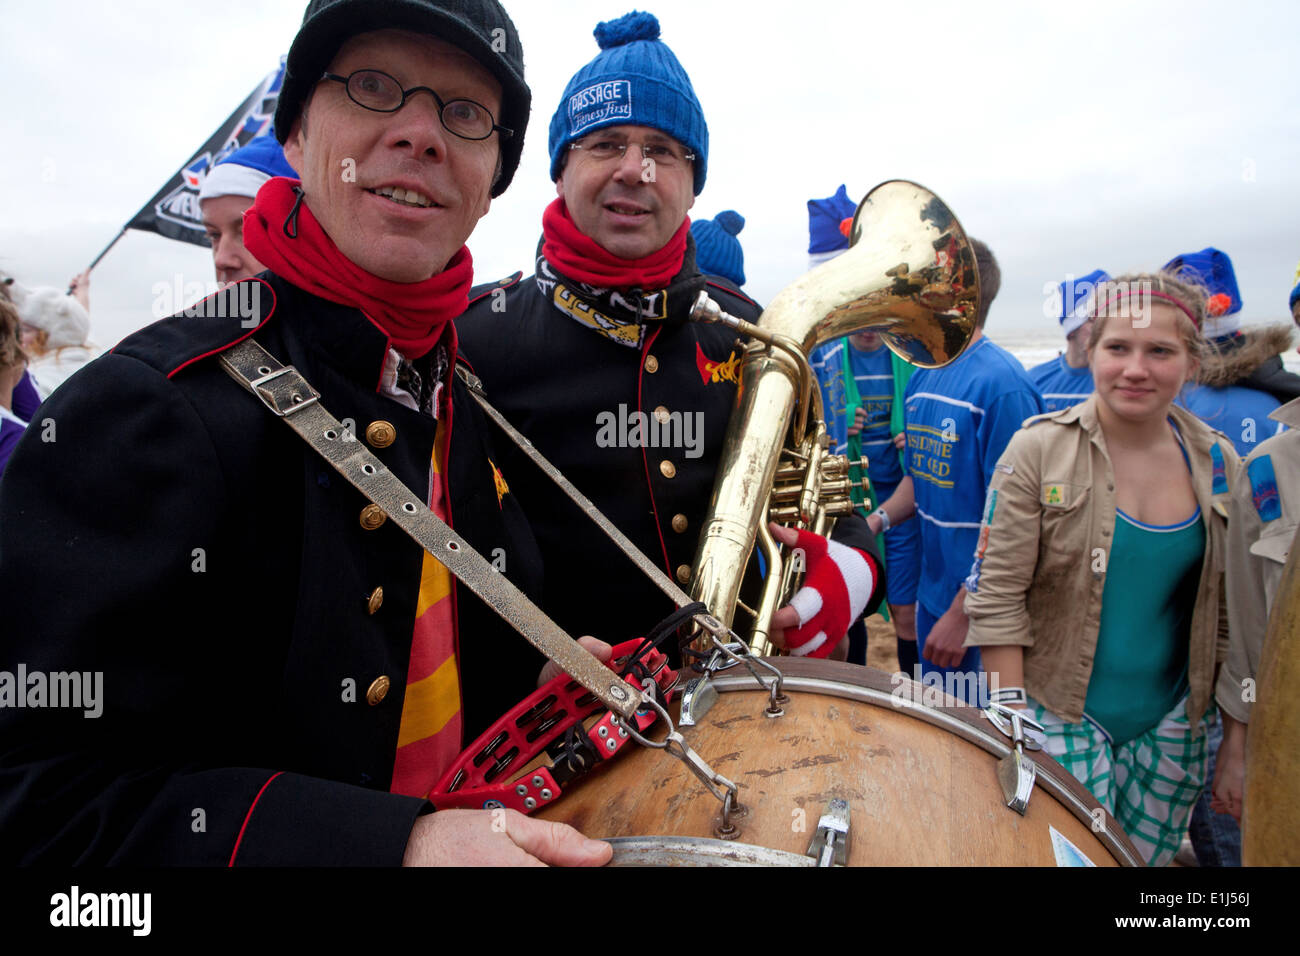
[1177,383,1285,459]
[810,339,903,486]
[1028,354,1094,413]
[905,337,1046,617]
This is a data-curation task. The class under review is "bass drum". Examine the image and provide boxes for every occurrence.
[538,658,1143,866]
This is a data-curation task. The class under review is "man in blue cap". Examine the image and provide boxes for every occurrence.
[1164,247,1296,867]
[458,12,883,661]
[1167,248,1292,458]
[1028,269,1108,413]
[198,135,299,285]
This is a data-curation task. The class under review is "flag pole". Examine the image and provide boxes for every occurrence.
[67,226,128,293]
[84,226,129,274]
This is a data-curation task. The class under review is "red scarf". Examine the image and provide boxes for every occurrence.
[541,198,688,289]
[242,177,473,358]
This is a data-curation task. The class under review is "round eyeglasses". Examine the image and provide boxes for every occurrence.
[320,70,512,142]
[568,136,694,168]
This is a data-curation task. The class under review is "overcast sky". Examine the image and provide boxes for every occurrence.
[2,0,1298,351]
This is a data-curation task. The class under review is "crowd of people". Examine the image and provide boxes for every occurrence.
[0,0,1296,869]
[809,234,1299,865]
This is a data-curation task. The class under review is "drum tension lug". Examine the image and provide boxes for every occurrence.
[805,799,850,866]
[680,677,718,727]
[984,703,1044,816]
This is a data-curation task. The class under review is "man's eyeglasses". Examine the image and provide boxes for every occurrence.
[320,70,512,142]
[568,136,694,168]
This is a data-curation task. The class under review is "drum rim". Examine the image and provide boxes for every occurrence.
[606,836,817,867]
[707,658,1144,867]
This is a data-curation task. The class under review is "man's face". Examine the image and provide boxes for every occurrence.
[849,330,882,352]
[201,195,266,286]
[1066,319,1092,347]
[556,124,695,261]
[283,29,502,282]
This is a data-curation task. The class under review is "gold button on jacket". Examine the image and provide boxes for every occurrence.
[675,564,692,584]
[365,421,396,448]
[366,587,384,614]
[366,676,390,706]
[644,355,659,373]
[659,460,676,479]
[359,504,386,530]
[671,513,688,533]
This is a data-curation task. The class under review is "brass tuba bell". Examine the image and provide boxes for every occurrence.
[687,180,980,655]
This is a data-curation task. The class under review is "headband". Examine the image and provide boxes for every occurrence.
[1094,288,1201,330]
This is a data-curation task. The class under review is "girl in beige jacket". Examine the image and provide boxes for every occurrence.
[964,273,1241,866]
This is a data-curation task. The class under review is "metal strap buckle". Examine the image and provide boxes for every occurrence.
[248,365,321,417]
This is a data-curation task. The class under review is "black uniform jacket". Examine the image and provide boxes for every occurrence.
[456,247,883,648]
[0,273,546,865]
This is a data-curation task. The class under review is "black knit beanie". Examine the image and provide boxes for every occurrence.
[274,0,530,197]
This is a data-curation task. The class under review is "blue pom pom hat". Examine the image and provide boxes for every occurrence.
[548,11,708,195]
[1163,247,1243,339]
[691,210,745,286]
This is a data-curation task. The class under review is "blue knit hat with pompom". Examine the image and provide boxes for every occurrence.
[691,210,745,286]
[548,11,708,194]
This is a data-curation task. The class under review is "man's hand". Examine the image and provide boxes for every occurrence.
[68,270,90,311]
[403,808,612,867]
[922,603,969,669]
[538,635,612,687]
[892,432,906,451]
[1210,715,1247,821]
[846,404,868,437]
[766,523,875,658]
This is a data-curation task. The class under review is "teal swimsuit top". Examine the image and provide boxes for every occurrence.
[1083,426,1204,746]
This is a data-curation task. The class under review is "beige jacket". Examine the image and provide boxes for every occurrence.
[963,394,1240,731]
[1218,397,1300,723]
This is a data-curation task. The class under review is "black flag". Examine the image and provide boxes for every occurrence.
[125,59,286,248]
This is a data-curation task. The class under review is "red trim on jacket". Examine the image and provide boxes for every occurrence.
[150,279,279,379]
[228,770,284,866]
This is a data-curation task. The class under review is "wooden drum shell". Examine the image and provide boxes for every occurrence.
[537,659,1143,866]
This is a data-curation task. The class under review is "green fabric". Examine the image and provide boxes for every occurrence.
[888,350,916,456]
[1084,512,1203,746]
[836,340,885,621]
[1030,696,1209,867]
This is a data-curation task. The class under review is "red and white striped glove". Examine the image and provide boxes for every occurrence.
[778,527,877,658]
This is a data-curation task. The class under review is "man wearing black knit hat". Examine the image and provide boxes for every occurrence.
[0,0,610,867]
[458,11,883,661]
